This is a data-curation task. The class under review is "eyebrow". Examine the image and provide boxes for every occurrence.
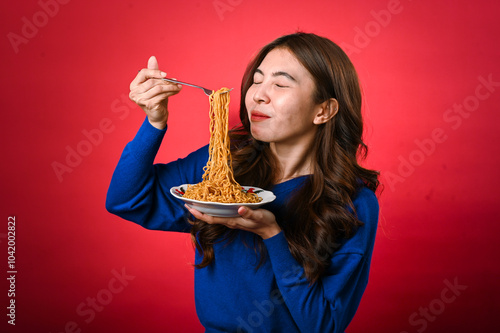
[254,68,297,82]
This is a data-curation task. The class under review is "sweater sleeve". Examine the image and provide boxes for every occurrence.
[263,187,379,333]
[105,118,208,232]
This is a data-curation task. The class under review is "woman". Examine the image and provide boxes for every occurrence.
[106,32,380,332]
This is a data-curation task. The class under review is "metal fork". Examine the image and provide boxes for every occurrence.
[161,77,232,96]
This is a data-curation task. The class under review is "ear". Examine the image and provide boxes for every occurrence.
[313,98,338,125]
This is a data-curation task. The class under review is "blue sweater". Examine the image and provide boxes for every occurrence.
[106,119,379,333]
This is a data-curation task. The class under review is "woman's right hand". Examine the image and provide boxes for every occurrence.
[129,56,182,129]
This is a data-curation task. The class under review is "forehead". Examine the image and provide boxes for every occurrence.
[257,48,311,78]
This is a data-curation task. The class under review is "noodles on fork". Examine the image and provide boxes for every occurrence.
[183,88,262,204]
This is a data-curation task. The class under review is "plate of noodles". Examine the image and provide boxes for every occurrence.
[170,184,276,217]
[171,88,275,217]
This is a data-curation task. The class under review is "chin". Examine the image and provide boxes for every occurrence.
[250,128,271,143]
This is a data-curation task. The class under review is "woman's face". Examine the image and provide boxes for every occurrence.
[245,48,321,146]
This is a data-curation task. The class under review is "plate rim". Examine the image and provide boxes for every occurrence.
[170,184,276,207]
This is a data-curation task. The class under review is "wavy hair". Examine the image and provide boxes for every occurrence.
[191,32,379,283]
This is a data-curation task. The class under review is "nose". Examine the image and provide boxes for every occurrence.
[252,83,270,104]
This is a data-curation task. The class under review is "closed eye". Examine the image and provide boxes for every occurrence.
[253,68,294,88]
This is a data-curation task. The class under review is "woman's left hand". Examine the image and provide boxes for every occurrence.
[185,205,281,239]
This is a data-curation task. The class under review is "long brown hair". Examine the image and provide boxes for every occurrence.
[191,32,379,283]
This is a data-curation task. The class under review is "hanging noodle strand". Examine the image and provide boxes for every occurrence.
[183,87,262,204]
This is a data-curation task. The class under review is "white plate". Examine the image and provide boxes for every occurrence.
[170,184,276,217]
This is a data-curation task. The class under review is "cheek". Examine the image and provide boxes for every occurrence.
[273,96,296,120]
[244,88,254,110]
[277,98,315,127]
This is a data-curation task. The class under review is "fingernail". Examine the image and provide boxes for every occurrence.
[160,71,167,77]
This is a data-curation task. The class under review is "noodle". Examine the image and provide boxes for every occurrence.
[183,88,262,204]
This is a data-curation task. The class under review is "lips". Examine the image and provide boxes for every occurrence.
[250,110,270,122]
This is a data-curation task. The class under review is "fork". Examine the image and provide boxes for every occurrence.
[161,77,232,96]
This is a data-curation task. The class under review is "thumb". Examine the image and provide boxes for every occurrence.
[147,55,159,70]
[238,206,253,219]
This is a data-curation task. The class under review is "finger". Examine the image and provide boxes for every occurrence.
[131,69,167,89]
[238,206,256,220]
[188,207,220,225]
[133,78,180,95]
[185,205,209,221]
[133,84,181,106]
[185,205,236,227]
[142,91,177,109]
[131,78,181,105]
[130,56,166,89]
[148,55,159,70]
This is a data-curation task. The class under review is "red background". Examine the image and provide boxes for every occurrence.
[1,0,499,332]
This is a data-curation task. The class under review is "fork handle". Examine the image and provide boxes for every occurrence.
[162,78,202,89]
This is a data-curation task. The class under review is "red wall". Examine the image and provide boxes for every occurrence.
[1,0,499,332]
